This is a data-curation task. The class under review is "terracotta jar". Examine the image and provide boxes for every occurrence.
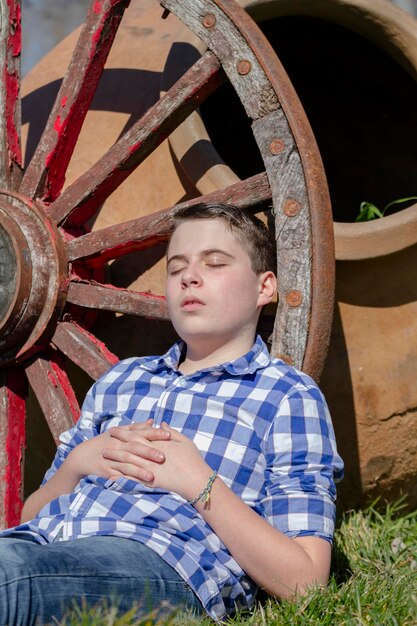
[22,0,417,508]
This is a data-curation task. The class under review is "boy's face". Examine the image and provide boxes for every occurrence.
[166,219,275,354]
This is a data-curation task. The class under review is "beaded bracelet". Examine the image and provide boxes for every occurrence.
[188,472,218,507]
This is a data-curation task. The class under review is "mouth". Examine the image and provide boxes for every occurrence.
[180,297,204,311]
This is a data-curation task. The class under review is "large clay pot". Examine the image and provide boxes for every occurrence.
[163,0,417,509]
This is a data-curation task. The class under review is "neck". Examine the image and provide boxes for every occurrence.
[178,334,256,375]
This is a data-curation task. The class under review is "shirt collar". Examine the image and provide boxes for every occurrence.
[223,335,271,375]
[145,335,271,376]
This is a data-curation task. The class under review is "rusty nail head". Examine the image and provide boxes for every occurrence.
[202,13,216,28]
[286,290,303,307]
[283,199,300,217]
[269,138,285,155]
[237,60,252,75]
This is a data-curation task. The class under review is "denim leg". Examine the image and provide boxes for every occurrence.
[0,535,203,626]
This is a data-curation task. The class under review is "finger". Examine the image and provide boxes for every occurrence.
[103,443,163,467]
[125,441,166,462]
[108,429,170,453]
[113,424,171,442]
[127,419,153,431]
[129,421,171,438]
[109,427,135,442]
[161,423,184,441]
[102,454,155,483]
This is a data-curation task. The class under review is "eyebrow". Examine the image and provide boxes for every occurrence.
[166,249,236,265]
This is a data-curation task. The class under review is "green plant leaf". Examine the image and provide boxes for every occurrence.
[383,196,417,216]
[355,201,384,222]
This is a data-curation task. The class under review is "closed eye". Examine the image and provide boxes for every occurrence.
[204,254,231,267]
[167,264,186,275]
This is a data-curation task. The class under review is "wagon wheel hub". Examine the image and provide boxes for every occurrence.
[0,192,67,365]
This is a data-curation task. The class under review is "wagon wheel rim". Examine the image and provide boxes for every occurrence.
[0,0,334,527]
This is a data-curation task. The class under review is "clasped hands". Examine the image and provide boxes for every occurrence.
[67,419,212,502]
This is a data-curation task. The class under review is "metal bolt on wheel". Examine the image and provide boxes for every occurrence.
[0,0,334,528]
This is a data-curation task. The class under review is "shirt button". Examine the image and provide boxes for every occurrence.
[177,379,186,388]
[69,510,78,518]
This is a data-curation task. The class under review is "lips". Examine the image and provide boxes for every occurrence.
[180,296,204,310]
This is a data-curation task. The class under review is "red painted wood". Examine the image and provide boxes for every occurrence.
[49,51,224,227]
[67,280,169,320]
[0,367,27,529]
[25,352,80,443]
[0,0,22,191]
[66,171,271,263]
[20,0,130,202]
[52,321,119,380]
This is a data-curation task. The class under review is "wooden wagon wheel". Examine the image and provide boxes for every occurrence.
[0,0,334,528]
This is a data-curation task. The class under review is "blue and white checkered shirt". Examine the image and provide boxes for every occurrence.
[3,336,343,620]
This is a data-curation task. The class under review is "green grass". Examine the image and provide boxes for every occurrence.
[57,502,417,626]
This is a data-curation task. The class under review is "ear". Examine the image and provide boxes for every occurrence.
[257,271,277,307]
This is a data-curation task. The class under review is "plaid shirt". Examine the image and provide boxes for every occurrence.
[3,336,343,620]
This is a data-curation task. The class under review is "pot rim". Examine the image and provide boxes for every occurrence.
[163,0,417,260]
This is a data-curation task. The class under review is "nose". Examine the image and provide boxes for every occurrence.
[181,265,202,288]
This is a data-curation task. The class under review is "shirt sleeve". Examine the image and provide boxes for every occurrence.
[40,377,100,485]
[261,380,344,543]
[40,356,149,486]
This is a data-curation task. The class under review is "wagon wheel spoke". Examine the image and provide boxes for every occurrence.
[67,172,271,263]
[49,50,225,228]
[0,366,27,526]
[20,0,129,202]
[0,0,22,190]
[51,321,119,382]
[67,280,169,321]
[25,350,80,444]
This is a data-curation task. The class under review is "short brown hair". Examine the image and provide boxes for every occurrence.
[170,202,276,275]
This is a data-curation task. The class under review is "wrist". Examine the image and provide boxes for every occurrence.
[188,472,218,507]
[182,464,215,503]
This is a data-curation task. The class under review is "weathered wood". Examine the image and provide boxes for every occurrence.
[0,0,22,191]
[161,0,279,121]
[66,172,271,263]
[49,51,224,228]
[52,321,119,381]
[0,367,26,529]
[67,280,169,320]
[25,353,80,443]
[20,0,129,202]
[252,109,311,370]
[0,193,68,364]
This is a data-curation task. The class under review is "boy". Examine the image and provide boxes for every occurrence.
[0,203,343,623]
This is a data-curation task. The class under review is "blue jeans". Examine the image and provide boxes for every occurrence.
[0,534,202,625]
